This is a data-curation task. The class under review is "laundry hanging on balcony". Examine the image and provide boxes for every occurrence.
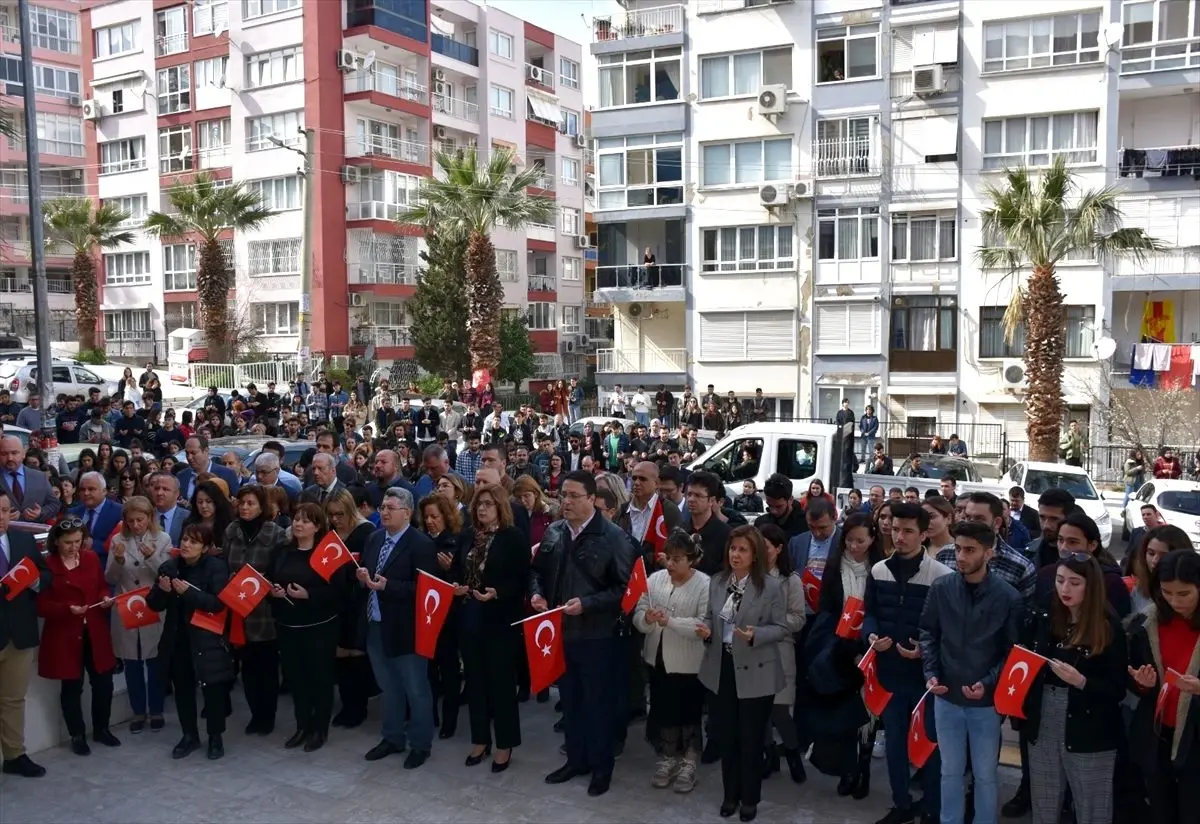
[1128,343,1200,389]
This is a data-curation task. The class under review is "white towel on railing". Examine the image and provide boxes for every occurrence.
[1192,345,1200,376]
[1132,343,1155,369]
[1150,343,1172,371]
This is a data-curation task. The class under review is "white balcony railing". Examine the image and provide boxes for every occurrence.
[197,146,231,170]
[1,23,19,44]
[155,33,188,56]
[529,172,555,190]
[347,200,402,221]
[815,137,878,178]
[345,71,429,105]
[104,329,154,342]
[348,136,429,166]
[528,222,556,243]
[357,263,418,285]
[593,5,684,43]
[1114,247,1200,277]
[596,347,687,374]
[1121,35,1200,75]
[525,63,554,89]
[432,94,479,123]
[352,325,412,347]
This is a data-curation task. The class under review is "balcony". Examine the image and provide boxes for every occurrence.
[155,33,187,57]
[1,22,18,44]
[1120,30,1200,75]
[345,71,429,106]
[347,136,430,167]
[1118,144,1200,179]
[197,146,231,171]
[596,347,687,379]
[432,94,479,123]
[592,5,685,47]
[347,200,408,221]
[527,223,556,243]
[431,33,479,67]
[528,274,556,292]
[525,63,554,92]
[357,263,419,286]
[593,263,686,304]
[815,137,879,178]
[352,325,412,347]
[528,171,555,191]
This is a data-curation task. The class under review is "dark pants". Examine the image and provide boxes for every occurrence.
[561,636,619,774]
[715,651,774,807]
[461,631,521,750]
[170,640,227,739]
[882,680,941,817]
[612,631,642,743]
[428,614,461,730]
[238,639,279,726]
[278,622,338,736]
[335,655,375,723]
[1146,733,1200,824]
[791,623,813,749]
[60,635,113,737]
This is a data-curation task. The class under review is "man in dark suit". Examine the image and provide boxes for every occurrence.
[176,435,241,501]
[358,487,437,769]
[146,471,186,545]
[0,435,59,524]
[0,495,52,777]
[71,472,124,567]
[301,453,349,504]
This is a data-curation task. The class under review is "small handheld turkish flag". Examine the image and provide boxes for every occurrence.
[1,556,38,601]
[310,531,353,582]
[1155,668,1185,727]
[836,595,865,640]
[621,556,648,614]
[994,645,1048,719]
[801,568,822,613]
[115,586,159,630]
[646,499,668,556]
[415,570,456,659]
[858,647,893,717]
[190,607,228,636]
[218,564,271,618]
[908,692,937,768]
[522,609,566,695]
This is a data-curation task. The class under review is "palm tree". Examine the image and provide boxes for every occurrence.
[43,199,135,353]
[144,172,274,363]
[978,157,1163,463]
[396,148,556,374]
[0,110,15,140]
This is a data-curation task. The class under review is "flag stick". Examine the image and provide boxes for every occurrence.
[1012,644,1049,662]
[417,568,453,588]
[912,686,934,717]
[511,605,568,626]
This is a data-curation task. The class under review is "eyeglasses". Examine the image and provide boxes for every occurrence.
[58,516,84,529]
[1060,551,1093,564]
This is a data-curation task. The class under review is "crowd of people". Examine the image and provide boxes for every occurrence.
[0,370,1196,824]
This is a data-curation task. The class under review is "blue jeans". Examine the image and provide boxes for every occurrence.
[881,681,941,817]
[366,623,434,751]
[635,411,649,427]
[1122,483,1138,509]
[860,436,876,462]
[569,404,581,423]
[123,656,164,716]
[934,698,1002,824]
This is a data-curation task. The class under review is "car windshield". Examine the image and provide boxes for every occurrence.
[0,362,20,378]
[900,457,977,482]
[1159,490,1200,517]
[1025,469,1098,500]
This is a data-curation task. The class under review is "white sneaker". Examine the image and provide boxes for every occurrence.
[652,756,679,788]
[673,759,697,793]
[873,731,886,759]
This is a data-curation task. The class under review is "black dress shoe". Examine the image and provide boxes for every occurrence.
[1001,789,1031,818]
[171,736,200,760]
[491,751,512,773]
[438,723,457,740]
[303,732,326,753]
[784,747,807,785]
[739,804,758,822]
[837,774,856,796]
[69,735,91,756]
[403,749,430,769]
[150,716,165,732]
[244,719,262,736]
[852,770,871,800]
[465,744,491,766]
[1,755,46,778]
[207,735,224,760]
[545,763,589,784]
[340,715,365,729]
[364,740,403,761]
[284,730,309,749]
[587,771,612,796]
[719,801,739,818]
[93,729,121,748]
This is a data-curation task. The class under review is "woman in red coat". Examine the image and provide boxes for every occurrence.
[37,516,120,756]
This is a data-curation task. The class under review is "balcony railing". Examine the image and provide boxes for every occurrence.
[525,64,554,90]
[596,347,687,374]
[1121,35,1200,75]
[47,278,72,293]
[431,33,479,67]
[0,278,32,293]
[432,94,479,123]
[345,71,428,105]
[352,325,412,347]
[155,33,188,56]
[528,172,555,191]
[593,5,684,43]
[1118,144,1200,179]
[357,263,419,286]
[348,136,430,166]
[104,329,155,342]
[527,222,556,243]
[1,23,18,44]
[528,274,556,291]
[595,264,685,290]
[815,137,878,177]
[347,200,405,221]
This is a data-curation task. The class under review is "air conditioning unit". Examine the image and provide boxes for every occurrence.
[759,183,790,208]
[338,49,358,72]
[526,64,540,80]
[628,302,645,317]
[578,334,590,348]
[67,94,80,106]
[340,165,363,184]
[434,69,447,82]
[912,64,946,96]
[757,84,788,117]
[792,178,814,198]
[559,339,576,355]
[349,292,367,307]
[575,235,592,249]
[573,133,587,149]
[81,99,101,121]
[1001,359,1026,388]
[435,126,447,139]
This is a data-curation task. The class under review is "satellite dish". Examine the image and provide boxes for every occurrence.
[362,50,377,72]
[1094,336,1117,359]
[1102,23,1125,48]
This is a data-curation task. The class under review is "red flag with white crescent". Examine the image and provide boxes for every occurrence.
[646,498,668,555]
[1,556,38,601]
[523,610,566,694]
[310,531,353,582]
[908,692,937,768]
[835,595,865,640]
[621,556,648,614]
[115,586,160,630]
[218,564,271,618]
[857,647,893,717]
[1121,576,1136,594]
[189,606,228,636]
[994,645,1048,719]
[801,568,822,613]
[414,569,456,659]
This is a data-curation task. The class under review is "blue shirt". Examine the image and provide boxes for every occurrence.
[367,526,409,622]
[5,465,25,491]
[157,505,179,531]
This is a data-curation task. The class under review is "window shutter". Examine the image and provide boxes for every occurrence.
[815,304,849,353]
[1148,200,1179,247]
[933,21,958,64]
[1177,198,1200,248]
[892,27,914,72]
[847,303,880,352]
[903,396,939,418]
[924,115,959,157]
[699,313,747,360]
[1120,197,1150,231]
[746,311,796,360]
[892,118,922,165]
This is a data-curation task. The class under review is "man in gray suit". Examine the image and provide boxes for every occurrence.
[0,436,58,524]
[147,471,186,546]
[301,453,348,504]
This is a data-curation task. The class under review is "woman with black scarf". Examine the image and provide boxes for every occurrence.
[420,493,465,740]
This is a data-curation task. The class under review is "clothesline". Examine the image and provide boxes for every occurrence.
[1128,343,1200,390]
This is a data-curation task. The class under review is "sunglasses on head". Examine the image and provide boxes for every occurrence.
[58,516,84,530]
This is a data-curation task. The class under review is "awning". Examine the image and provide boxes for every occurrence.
[91,70,146,88]
[100,301,152,311]
[527,91,561,123]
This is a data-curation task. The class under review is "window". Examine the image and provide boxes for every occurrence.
[104,251,151,285]
[698,311,796,361]
[155,6,188,56]
[192,0,228,37]
[817,24,879,83]
[526,302,556,330]
[248,176,301,211]
[561,207,580,235]
[245,46,303,88]
[244,0,300,19]
[983,12,1102,72]
[495,249,518,282]
[1064,306,1096,358]
[103,78,144,114]
[892,115,959,165]
[348,171,422,217]
[559,109,580,136]
[596,133,684,208]
[979,304,1094,358]
[562,257,582,282]
[817,207,880,261]
[372,302,407,328]
[597,48,682,107]
[99,137,146,174]
[252,302,299,335]
[815,302,880,353]
[700,47,792,99]
[157,65,191,114]
[488,29,513,59]
[106,195,147,227]
[248,238,301,276]
[561,157,580,186]
[104,310,151,338]
[890,296,956,351]
[95,20,139,59]
[33,64,80,99]
[561,305,582,334]
[194,56,228,89]
[702,225,795,272]
[891,213,956,261]
[159,125,194,174]
[35,113,83,157]
[982,111,1099,169]
[816,117,875,176]
[246,111,304,151]
[1121,0,1200,72]
[702,138,791,186]
[163,244,197,291]
[0,56,23,94]
[165,302,198,333]
[559,57,580,89]
[489,84,514,118]
[29,5,78,53]
[197,118,231,156]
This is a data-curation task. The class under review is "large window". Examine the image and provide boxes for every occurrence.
[816,117,875,176]
[488,29,513,59]
[194,56,228,89]
[560,207,580,236]
[890,296,956,351]
[248,238,301,276]
[192,0,228,37]
[165,302,198,333]
[248,176,301,211]
[34,64,80,99]
[29,5,79,53]
[562,257,582,282]
[815,302,880,354]
[1065,306,1097,358]
[526,302,556,330]
[817,24,878,83]
[348,171,421,217]
[597,48,682,107]
[489,84,514,118]
[35,113,83,157]
[979,305,1096,358]
[561,305,582,335]
[702,225,795,272]
[163,244,197,291]
[891,213,957,261]
[702,138,791,186]
[197,118,231,157]
[106,194,147,228]
[157,65,191,114]
[244,0,300,19]
[559,109,580,136]
[372,302,407,328]
[246,111,304,151]
[559,57,580,90]
[104,251,151,285]
[698,311,796,361]
[252,302,299,335]
[1121,0,1200,73]
[244,46,303,88]
[983,111,1099,170]
[155,6,188,56]
[817,207,879,261]
[595,133,684,208]
[495,249,518,282]
[159,125,194,174]
[561,157,580,187]
[983,12,1102,72]
[104,310,151,339]
[700,47,792,99]
[99,137,146,174]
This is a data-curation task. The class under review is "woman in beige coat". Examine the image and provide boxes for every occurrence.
[105,495,174,733]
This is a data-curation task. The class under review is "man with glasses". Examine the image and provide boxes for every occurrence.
[252,453,300,503]
[70,472,122,567]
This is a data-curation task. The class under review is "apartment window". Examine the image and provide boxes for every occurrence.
[40,169,82,198]
[253,302,299,335]
[559,57,580,89]
[349,171,421,215]
[155,6,188,56]
[526,302,556,330]
[1123,0,1200,67]
[561,305,582,335]
[194,56,228,89]
[816,117,874,176]
[165,302,198,333]
[562,257,582,282]
[700,47,792,99]
[157,65,191,114]
[1064,306,1096,357]
[488,29,513,59]
[561,157,580,186]
[33,64,80,99]
[817,207,880,261]
[817,24,879,83]
[372,302,406,327]
[246,111,303,151]
[489,85,514,118]
[495,249,518,282]
[699,311,796,361]
[244,0,300,19]
[701,138,791,186]
[983,12,1102,72]
[163,244,197,291]
[197,118,231,155]
[597,48,682,107]
[99,137,146,174]
[596,134,684,208]
[29,5,78,53]
[104,309,151,338]
[248,176,301,211]
[245,46,303,88]
[561,207,580,236]
[890,296,956,351]
[815,302,880,354]
[35,113,83,157]
[559,109,580,136]
[159,125,194,174]
[0,56,23,94]
[106,195,147,227]
[702,225,796,272]
[95,20,139,59]
[248,238,301,276]
[891,213,957,261]
[104,251,151,285]
[979,306,1096,359]
[982,111,1099,170]
[192,0,228,37]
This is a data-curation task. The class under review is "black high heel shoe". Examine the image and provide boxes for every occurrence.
[464,744,491,767]
[491,749,512,773]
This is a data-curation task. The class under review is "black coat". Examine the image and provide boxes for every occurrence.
[355,526,437,657]
[455,526,530,634]
[338,521,375,651]
[1127,608,1200,775]
[803,609,869,737]
[146,555,236,687]
[0,530,53,650]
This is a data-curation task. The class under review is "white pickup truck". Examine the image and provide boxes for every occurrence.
[685,421,844,501]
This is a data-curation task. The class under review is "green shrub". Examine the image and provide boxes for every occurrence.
[75,348,108,365]
[415,374,444,396]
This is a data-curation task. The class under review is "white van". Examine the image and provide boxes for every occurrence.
[686,421,843,502]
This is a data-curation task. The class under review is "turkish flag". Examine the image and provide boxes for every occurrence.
[309,531,353,582]
[994,645,1048,719]
[908,693,937,768]
[115,586,159,630]
[621,556,648,614]
[836,596,865,640]
[1156,668,1185,726]
[415,570,456,659]
[169,547,182,558]
[229,611,247,647]
[218,564,271,618]
[190,607,228,636]
[857,647,893,717]
[801,568,822,613]
[1,556,38,601]
[646,498,668,555]
[1122,576,1137,593]
[522,610,566,695]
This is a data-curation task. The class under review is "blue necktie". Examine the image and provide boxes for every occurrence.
[368,536,396,622]
[85,509,95,534]
[160,513,168,530]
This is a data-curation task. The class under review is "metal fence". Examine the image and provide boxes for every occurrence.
[876,420,1006,460]
[1003,441,1200,485]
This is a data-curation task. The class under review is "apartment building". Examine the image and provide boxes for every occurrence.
[79,0,587,376]
[0,1,84,345]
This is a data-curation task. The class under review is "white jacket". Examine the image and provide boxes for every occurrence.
[632,568,710,674]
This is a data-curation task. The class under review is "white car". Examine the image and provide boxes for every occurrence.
[0,359,121,404]
[1123,479,1200,549]
[1004,460,1113,549]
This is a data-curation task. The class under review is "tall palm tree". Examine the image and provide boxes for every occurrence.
[0,109,15,140]
[144,172,274,362]
[396,148,556,374]
[43,199,135,353]
[978,157,1162,462]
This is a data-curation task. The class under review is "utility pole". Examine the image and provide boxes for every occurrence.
[274,128,315,381]
[16,0,56,448]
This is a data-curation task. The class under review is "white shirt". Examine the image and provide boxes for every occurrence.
[627,493,657,544]
[632,393,650,413]
[610,391,626,412]
[568,513,595,541]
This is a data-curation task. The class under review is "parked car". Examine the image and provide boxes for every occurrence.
[165,392,234,426]
[1123,479,1200,549]
[896,454,982,482]
[173,436,314,472]
[569,416,638,437]
[0,358,121,404]
[1004,460,1113,549]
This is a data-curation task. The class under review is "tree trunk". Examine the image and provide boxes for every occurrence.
[466,230,502,374]
[72,251,99,352]
[197,237,230,362]
[1023,265,1066,462]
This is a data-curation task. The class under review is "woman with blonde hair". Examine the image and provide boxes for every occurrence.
[324,489,377,729]
[511,474,555,547]
[595,471,629,511]
[436,473,469,512]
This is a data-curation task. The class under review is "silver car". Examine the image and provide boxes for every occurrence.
[0,358,120,404]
